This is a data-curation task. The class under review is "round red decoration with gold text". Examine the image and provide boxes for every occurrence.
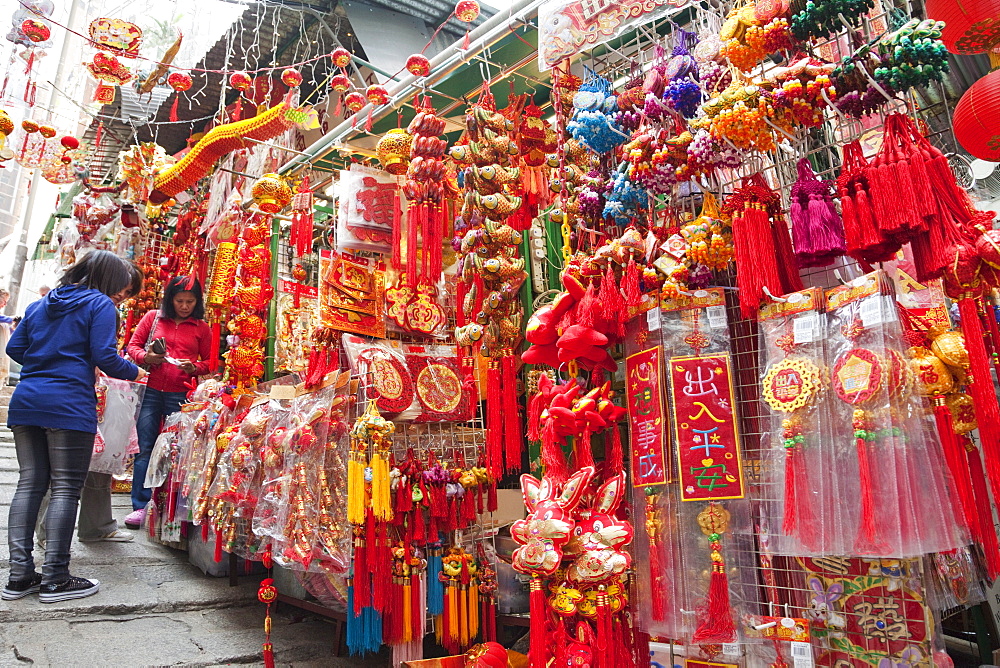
[832,348,884,405]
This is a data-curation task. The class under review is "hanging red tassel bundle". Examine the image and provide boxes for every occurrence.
[963,435,1000,579]
[837,141,897,263]
[502,355,522,472]
[851,408,886,554]
[959,297,1000,504]
[691,503,736,645]
[528,578,548,668]
[485,361,503,477]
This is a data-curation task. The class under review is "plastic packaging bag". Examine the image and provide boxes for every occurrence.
[90,376,145,475]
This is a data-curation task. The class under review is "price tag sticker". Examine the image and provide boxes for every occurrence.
[791,641,815,668]
[707,304,727,330]
[647,307,661,331]
[721,642,740,657]
[793,313,820,343]
[860,297,883,327]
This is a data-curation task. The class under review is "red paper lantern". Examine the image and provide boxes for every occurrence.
[954,69,1000,160]
[366,84,389,106]
[229,71,252,92]
[21,19,50,43]
[38,125,56,139]
[406,54,430,77]
[926,0,1000,54]
[281,67,302,88]
[331,74,351,92]
[21,120,39,134]
[455,0,480,22]
[331,47,352,68]
[60,136,79,150]
[345,91,367,112]
[166,71,193,92]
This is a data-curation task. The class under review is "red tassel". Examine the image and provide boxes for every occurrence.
[540,422,569,485]
[622,259,642,313]
[502,355,522,473]
[852,433,886,554]
[391,198,403,271]
[959,297,1000,512]
[232,99,242,122]
[605,425,624,476]
[262,643,275,668]
[692,567,736,644]
[486,362,503,477]
[413,500,426,545]
[170,95,180,123]
[733,204,784,319]
[528,579,548,668]
[214,528,223,563]
[461,30,470,50]
[94,122,104,151]
[487,480,497,513]
[407,204,420,287]
[782,449,798,536]
[574,428,594,470]
[209,321,221,372]
[964,437,1000,580]
[202,522,210,542]
[934,399,976,533]
[648,534,666,621]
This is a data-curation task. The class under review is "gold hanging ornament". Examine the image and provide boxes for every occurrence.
[376,128,413,175]
[347,398,395,525]
[251,173,293,214]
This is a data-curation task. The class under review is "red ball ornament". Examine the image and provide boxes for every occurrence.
[344,91,367,112]
[60,155,72,164]
[229,71,252,92]
[292,263,307,281]
[925,0,1000,54]
[954,69,1000,160]
[281,67,302,88]
[406,54,431,77]
[21,120,39,134]
[331,47,352,69]
[38,125,56,139]
[166,71,193,92]
[21,19,50,43]
[331,74,351,92]
[366,84,389,106]
[455,0,480,22]
[60,136,79,150]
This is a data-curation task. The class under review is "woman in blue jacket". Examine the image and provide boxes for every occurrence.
[3,250,147,603]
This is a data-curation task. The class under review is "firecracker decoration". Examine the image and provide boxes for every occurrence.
[691,502,737,644]
[258,550,277,668]
[289,178,314,261]
[224,217,273,388]
[151,100,298,202]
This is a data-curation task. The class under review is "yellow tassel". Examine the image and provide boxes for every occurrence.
[347,456,366,525]
[448,583,459,644]
[402,581,412,643]
[370,452,393,521]
[469,582,479,639]
[459,584,469,648]
[435,612,443,644]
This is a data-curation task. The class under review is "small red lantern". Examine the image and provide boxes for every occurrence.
[60,136,79,150]
[21,19,50,43]
[953,69,1000,160]
[406,54,430,77]
[60,155,72,164]
[331,74,351,92]
[926,0,1000,54]
[331,47,352,68]
[292,263,307,281]
[455,0,480,22]
[21,120,39,134]
[366,84,389,106]
[281,67,302,88]
[345,91,367,112]
[229,71,252,92]
[38,125,56,139]
[166,71,193,92]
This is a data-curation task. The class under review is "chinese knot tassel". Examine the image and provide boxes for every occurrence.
[691,564,736,644]
[965,437,1000,580]
[733,203,784,320]
[370,451,393,521]
[485,362,503,478]
[170,95,180,123]
[528,578,548,668]
[959,297,1000,510]
[852,421,884,554]
[934,397,976,533]
[502,355,522,473]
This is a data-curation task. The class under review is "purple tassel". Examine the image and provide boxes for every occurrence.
[791,159,847,268]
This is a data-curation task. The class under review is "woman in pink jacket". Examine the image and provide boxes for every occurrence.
[124,276,212,528]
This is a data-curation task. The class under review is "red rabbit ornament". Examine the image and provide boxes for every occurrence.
[565,472,633,585]
[511,467,594,576]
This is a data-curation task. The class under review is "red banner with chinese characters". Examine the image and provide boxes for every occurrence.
[625,347,669,488]
[669,354,745,502]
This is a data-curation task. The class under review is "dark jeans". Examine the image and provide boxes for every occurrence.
[7,426,95,585]
[132,388,186,511]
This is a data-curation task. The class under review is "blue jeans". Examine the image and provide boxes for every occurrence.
[132,388,187,511]
[7,426,94,584]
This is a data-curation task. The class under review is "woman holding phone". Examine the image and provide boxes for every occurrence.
[125,275,212,529]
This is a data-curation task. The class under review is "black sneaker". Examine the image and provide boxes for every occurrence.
[39,576,100,603]
[2,572,42,600]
